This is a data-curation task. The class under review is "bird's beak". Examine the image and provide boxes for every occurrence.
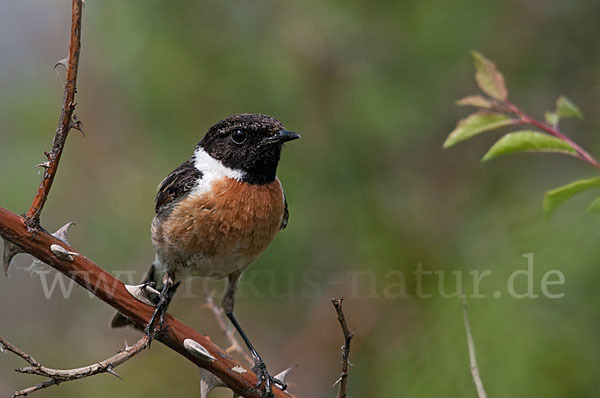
[264,130,301,144]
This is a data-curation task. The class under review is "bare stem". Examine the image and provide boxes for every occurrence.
[204,291,253,366]
[1,335,149,398]
[25,0,84,228]
[0,336,41,368]
[460,293,487,398]
[331,297,354,398]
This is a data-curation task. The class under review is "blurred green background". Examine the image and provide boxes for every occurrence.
[1,0,600,397]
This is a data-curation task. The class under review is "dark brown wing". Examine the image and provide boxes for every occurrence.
[280,194,289,229]
[155,158,202,214]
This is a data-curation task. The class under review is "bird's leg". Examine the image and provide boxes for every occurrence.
[222,272,286,398]
[145,271,179,343]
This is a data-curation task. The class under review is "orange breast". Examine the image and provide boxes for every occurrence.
[153,178,285,277]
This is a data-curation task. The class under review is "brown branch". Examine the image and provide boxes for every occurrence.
[460,293,487,398]
[25,0,84,228]
[6,1,290,396]
[0,336,41,368]
[1,335,148,397]
[0,207,290,398]
[204,291,254,366]
[331,297,353,398]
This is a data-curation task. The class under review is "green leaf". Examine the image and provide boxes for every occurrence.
[543,176,600,217]
[588,196,600,213]
[556,96,582,119]
[443,112,516,148]
[472,51,508,101]
[482,131,577,161]
[544,111,558,126]
[456,95,494,109]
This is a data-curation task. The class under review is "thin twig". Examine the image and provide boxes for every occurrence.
[25,0,84,228]
[505,101,600,170]
[331,297,354,398]
[204,291,253,366]
[460,293,487,398]
[1,335,149,398]
[0,336,41,368]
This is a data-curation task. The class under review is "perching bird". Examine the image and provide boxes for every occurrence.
[111,113,300,396]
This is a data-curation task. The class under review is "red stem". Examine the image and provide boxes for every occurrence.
[26,0,83,227]
[505,101,600,170]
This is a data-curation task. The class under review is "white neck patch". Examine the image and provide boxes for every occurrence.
[191,147,245,196]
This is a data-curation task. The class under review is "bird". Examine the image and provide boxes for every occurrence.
[111,113,300,397]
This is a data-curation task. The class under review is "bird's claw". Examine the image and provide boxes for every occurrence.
[144,280,179,346]
[144,294,169,346]
[253,361,287,397]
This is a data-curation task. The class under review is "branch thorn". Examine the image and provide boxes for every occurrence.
[52,222,76,244]
[35,162,51,169]
[54,57,68,72]
[69,114,85,136]
[49,244,78,261]
[3,239,25,277]
[105,366,122,380]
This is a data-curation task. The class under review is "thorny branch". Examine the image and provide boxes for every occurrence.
[1,0,290,396]
[460,293,487,398]
[331,297,354,398]
[0,335,149,398]
[25,0,84,229]
[204,291,254,366]
[0,207,290,398]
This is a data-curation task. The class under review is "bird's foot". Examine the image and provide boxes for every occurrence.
[144,295,168,345]
[252,360,287,397]
[144,281,180,346]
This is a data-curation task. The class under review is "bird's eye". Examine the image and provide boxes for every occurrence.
[231,129,247,144]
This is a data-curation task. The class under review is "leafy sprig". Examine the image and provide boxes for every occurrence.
[444,51,600,217]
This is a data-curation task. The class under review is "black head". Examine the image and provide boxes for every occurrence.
[198,114,300,185]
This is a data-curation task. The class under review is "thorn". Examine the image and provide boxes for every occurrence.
[124,283,160,306]
[3,239,25,277]
[274,366,295,384]
[52,222,76,245]
[35,162,51,169]
[49,244,78,261]
[199,368,225,398]
[44,151,51,160]
[69,115,85,136]
[183,339,216,362]
[54,57,68,76]
[105,366,123,380]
